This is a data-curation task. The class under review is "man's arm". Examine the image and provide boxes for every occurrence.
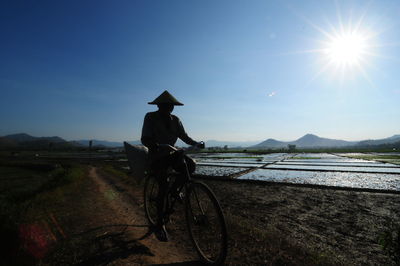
[176,118,198,146]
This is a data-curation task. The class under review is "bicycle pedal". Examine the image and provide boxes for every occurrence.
[173,192,185,203]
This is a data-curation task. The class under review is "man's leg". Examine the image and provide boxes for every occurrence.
[150,160,170,242]
[170,154,195,196]
[156,173,168,224]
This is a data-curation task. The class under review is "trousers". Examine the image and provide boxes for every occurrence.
[149,150,196,225]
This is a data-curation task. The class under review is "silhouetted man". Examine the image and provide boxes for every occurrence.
[141,90,203,241]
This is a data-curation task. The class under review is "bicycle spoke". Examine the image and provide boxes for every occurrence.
[186,182,227,265]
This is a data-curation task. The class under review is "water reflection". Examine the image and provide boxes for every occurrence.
[238,169,400,191]
[193,152,400,191]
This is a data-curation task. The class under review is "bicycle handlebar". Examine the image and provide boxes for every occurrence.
[197,141,205,149]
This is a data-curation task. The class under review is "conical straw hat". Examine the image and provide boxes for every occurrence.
[148,90,184,106]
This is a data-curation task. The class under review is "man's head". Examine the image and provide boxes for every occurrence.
[157,103,174,115]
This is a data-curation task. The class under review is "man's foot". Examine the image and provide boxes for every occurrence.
[154,224,169,242]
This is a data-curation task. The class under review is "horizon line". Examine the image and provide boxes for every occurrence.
[2,132,399,143]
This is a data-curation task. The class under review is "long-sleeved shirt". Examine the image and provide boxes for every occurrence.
[141,111,197,151]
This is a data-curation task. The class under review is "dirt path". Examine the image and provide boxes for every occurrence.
[87,166,200,265]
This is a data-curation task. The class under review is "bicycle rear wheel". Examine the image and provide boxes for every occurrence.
[144,175,159,226]
[185,181,228,265]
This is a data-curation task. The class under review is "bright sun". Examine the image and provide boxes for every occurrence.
[312,25,376,82]
[325,32,367,66]
[287,3,383,83]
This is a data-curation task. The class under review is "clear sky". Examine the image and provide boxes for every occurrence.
[1,0,399,142]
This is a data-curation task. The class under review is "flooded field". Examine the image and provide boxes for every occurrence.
[194,166,248,176]
[238,169,400,191]
[265,164,400,173]
[194,152,400,192]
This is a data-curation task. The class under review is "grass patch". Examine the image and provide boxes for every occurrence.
[0,160,86,265]
[101,164,130,179]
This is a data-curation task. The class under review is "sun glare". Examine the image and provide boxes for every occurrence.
[325,32,367,66]
[309,22,378,84]
[289,3,386,84]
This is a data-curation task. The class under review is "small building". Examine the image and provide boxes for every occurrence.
[288,144,296,152]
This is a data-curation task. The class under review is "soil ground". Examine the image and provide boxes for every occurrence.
[204,179,400,265]
[39,165,400,265]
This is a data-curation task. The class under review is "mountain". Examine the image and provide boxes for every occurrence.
[4,133,66,143]
[4,133,38,142]
[1,133,143,149]
[356,135,400,146]
[0,133,76,149]
[2,133,399,150]
[252,138,286,148]
[253,134,358,149]
[293,134,355,147]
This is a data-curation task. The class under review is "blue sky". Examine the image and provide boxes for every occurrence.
[1,0,399,142]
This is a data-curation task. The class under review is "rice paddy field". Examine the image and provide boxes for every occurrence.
[192,152,400,192]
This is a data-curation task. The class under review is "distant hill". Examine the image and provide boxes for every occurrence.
[5,133,40,142]
[0,133,141,149]
[1,134,143,149]
[254,134,359,149]
[2,133,400,150]
[252,138,287,148]
[1,133,74,150]
[293,134,355,147]
[356,135,400,146]
[4,133,66,143]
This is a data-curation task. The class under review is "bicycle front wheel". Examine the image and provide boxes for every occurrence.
[144,175,159,226]
[185,181,228,265]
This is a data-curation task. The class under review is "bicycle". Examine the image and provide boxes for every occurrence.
[143,144,228,265]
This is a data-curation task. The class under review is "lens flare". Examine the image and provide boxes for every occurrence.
[325,32,367,66]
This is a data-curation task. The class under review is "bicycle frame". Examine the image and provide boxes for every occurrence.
[143,145,228,265]
[161,150,193,222]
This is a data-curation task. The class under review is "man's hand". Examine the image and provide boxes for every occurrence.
[150,143,159,152]
[196,141,205,149]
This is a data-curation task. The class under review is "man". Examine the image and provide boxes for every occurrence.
[141,90,203,241]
